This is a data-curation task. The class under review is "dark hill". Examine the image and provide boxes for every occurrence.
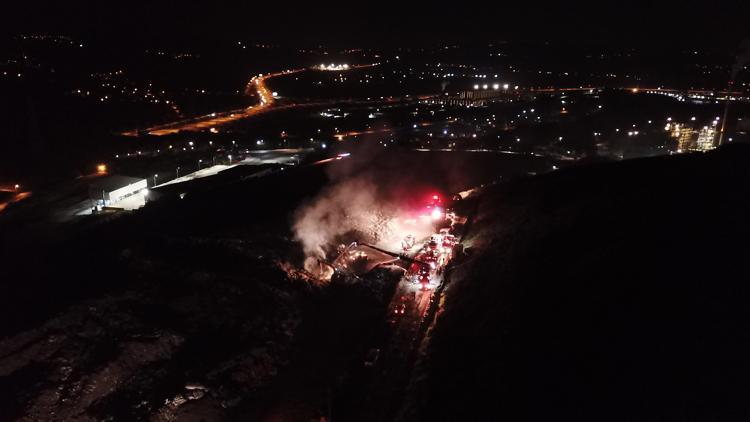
[405,144,750,421]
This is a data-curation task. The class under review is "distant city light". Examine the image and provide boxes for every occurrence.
[318,63,350,71]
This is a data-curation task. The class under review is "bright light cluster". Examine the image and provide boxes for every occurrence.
[318,63,350,71]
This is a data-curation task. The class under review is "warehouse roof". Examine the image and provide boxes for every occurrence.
[90,175,145,193]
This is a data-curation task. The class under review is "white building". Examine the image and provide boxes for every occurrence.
[89,175,147,208]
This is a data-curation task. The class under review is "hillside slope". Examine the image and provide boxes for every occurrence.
[405,144,750,421]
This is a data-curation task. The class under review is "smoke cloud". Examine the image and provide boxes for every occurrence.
[291,137,454,275]
[293,175,398,260]
[291,125,528,276]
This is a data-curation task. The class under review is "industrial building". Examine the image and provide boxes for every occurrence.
[696,125,717,151]
[89,175,147,209]
[667,122,698,153]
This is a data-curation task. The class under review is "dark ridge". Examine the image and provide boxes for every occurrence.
[410,144,750,421]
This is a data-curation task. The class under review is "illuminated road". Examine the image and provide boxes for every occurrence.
[0,190,31,213]
[122,68,305,136]
[122,63,385,137]
[353,269,440,422]
[333,122,436,141]
[624,87,743,96]
[329,215,468,421]
[122,73,744,138]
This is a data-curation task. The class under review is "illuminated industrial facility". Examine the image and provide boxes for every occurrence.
[696,123,718,152]
[668,119,719,153]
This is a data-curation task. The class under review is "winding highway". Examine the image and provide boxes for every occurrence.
[121,63,384,137]
[121,68,305,136]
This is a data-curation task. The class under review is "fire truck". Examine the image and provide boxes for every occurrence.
[399,194,459,289]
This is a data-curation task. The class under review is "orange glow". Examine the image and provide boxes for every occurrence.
[120,63,383,137]
[97,164,107,174]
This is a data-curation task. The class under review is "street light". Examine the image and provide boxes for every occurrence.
[176,166,181,178]
[153,174,158,185]
[14,184,20,191]
[198,159,203,169]
[228,154,232,164]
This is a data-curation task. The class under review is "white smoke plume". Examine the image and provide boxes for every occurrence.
[292,135,474,277]
[293,176,397,260]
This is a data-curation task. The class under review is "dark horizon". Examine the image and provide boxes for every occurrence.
[4,1,749,50]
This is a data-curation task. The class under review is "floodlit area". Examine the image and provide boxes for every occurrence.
[302,192,461,293]
[155,164,237,188]
[114,190,148,210]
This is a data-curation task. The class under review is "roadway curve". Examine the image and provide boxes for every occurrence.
[121,63,383,137]
[121,68,305,136]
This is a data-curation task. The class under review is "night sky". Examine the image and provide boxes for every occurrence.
[4,1,749,49]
